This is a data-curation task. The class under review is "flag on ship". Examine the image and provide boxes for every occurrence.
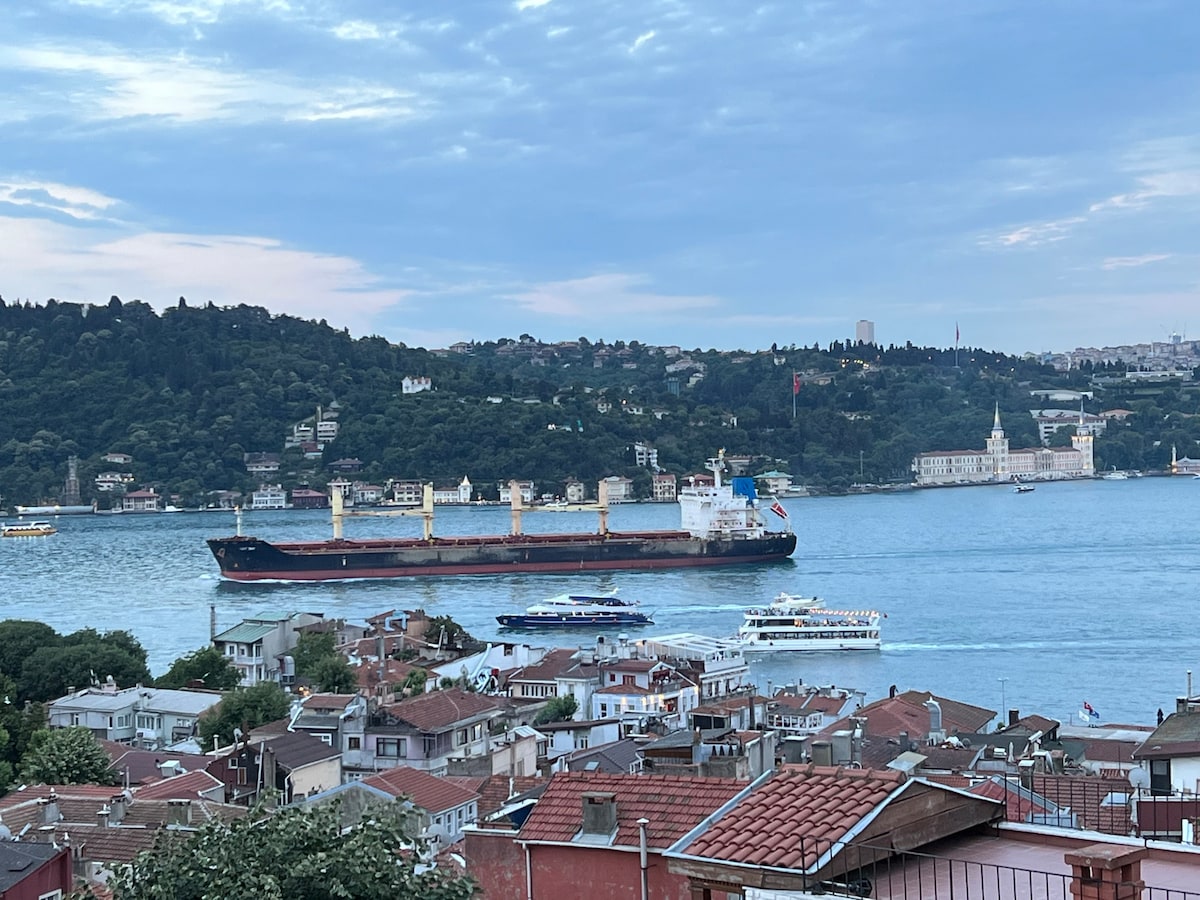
[769,501,789,520]
[1083,700,1099,719]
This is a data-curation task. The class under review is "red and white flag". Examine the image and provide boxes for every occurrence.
[769,501,789,519]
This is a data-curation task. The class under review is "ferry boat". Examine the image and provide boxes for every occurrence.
[496,591,653,627]
[736,593,882,651]
[1,521,57,537]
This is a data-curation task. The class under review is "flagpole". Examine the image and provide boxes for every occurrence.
[792,371,797,420]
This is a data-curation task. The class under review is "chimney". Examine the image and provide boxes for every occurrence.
[899,730,910,751]
[811,740,833,767]
[38,795,60,825]
[580,792,618,838]
[97,806,111,828]
[167,799,192,827]
[1177,697,1189,716]
[1065,844,1145,900]
[1009,708,1020,727]
[260,745,278,809]
[1018,759,1035,791]
[109,793,128,824]
[924,699,945,744]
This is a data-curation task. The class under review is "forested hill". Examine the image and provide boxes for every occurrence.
[0,296,1192,506]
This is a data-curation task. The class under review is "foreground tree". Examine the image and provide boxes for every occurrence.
[534,694,578,725]
[289,631,337,676]
[108,800,476,900]
[156,646,240,691]
[309,655,356,694]
[198,682,291,749]
[20,726,116,785]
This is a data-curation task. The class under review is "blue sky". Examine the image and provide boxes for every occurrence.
[2,1,1199,354]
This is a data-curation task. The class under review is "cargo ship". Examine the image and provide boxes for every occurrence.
[206,453,797,581]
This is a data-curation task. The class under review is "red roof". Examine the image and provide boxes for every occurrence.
[518,772,745,849]
[362,766,480,814]
[383,687,501,732]
[510,648,580,682]
[133,770,224,801]
[679,765,906,870]
[302,693,357,710]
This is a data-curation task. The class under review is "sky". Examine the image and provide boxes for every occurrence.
[2,1,1199,355]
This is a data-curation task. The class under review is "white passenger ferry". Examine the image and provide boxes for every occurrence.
[736,593,882,652]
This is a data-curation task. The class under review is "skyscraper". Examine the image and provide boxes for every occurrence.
[855,319,875,345]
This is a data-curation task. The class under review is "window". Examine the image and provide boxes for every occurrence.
[117,714,132,728]
[228,757,239,768]
[70,713,80,726]
[622,675,636,687]
[599,703,608,717]
[38,891,64,900]
[377,738,406,758]
[347,736,361,750]
[225,644,235,656]
[319,734,332,746]
[455,728,469,746]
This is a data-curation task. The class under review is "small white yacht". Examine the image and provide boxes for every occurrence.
[736,592,883,652]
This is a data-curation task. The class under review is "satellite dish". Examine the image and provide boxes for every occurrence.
[0,823,12,841]
[1128,768,1151,790]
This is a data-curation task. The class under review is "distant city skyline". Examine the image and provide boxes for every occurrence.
[1,2,1199,356]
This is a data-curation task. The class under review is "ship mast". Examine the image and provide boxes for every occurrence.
[597,478,609,535]
[331,485,344,540]
[706,449,726,488]
[509,481,523,535]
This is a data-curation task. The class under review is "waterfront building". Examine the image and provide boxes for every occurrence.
[211,611,326,686]
[47,682,222,750]
[911,405,1095,486]
[249,484,286,509]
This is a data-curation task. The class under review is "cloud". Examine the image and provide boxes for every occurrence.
[63,0,295,27]
[515,0,552,9]
[507,273,718,319]
[331,20,389,41]
[629,30,657,53]
[2,44,425,124]
[1089,171,1200,213]
[0,180,121,221]
[979,216,1085,249]
[0,214,410,334]
[1101,254,1170,270]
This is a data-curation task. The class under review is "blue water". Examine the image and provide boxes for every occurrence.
[3,477,1195,727]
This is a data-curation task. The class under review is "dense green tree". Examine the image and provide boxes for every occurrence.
[0,620,59,683]
[198,682,291,749]
[289,631,337,677]
[20,726,116,785]
[156,646,241,691]
[106,800,474,900]
[309,656,356,694]
[534,694,578,725]
[17,641,151,704]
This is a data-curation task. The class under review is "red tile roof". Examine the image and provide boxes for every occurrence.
[383,688,502,732]
[679,765,906,871]
[362,767,480,814]
[302,693,357,710]
[509,648,579,683]
[518,772,745,849]
[821,691,994,741]
[133,770,224,801]
[1030,774,1135,835]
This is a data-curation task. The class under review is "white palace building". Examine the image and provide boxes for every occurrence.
[911,405,1095,486]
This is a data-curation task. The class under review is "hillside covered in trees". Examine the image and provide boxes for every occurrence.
[1,296,1198,507]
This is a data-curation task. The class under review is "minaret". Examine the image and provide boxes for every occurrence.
[986,403,1009,479]
[1172,443,1179,475]
[1071,400,1095,475]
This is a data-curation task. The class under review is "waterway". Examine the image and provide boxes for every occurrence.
[3,476,1196,727]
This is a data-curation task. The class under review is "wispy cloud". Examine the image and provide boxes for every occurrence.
[0,214,410,333]
[0,180,121,221]
[2,44,425,124]
[507,273,718,319]
[63,0,295,27]
[629,30,657,53]
[1089,171,1200,213]
[515,0,552,9]
[980,216,1085,249]
[1101,253,1171,270]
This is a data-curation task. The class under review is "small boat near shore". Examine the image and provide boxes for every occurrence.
[497,590,654,627]
[736,592,882,651]
[2,521,57,537]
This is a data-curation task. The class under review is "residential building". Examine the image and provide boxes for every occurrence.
[121,488,162,512]
[1032,408,1107,444]
[47,683,222,750]
[767,684,866,739]
[633,634,752,702]
[0,841,72,900]
[1133,696,1200,796]
[464,772,747,900]
[352,483,384,505]
[640,727,777,780]
[315,419,339,443]
[102,452,133,464]
[249,484,286,509]
[211,611,325,686]
[498,481,535,503]
[208,730,342,805]
[290,487,328,509]
[328,457,362,474]
[402,376,433,394]
[364,687,505,776]
[912,405,1095,485]
[563,479,586,503]
[388,479,423,505]
[597,475,633,503]
[592,658,698,730]
[651,472,677,502]
[243,452,281,475]
[632,442,658,469]
[433,476,472,504]
[537,719,623,764]
[94,471,136,492]
[288,693,368,767]
[754,469,795,495]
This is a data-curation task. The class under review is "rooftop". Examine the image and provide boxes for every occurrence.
[518,772,745,849]
[380,687,502,732]
[363,766,481,814]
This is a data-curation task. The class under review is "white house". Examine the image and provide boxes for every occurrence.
[47,682,222,750]
[402,376,433,394]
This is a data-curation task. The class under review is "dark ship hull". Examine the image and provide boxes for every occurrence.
[207,529,798,581]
